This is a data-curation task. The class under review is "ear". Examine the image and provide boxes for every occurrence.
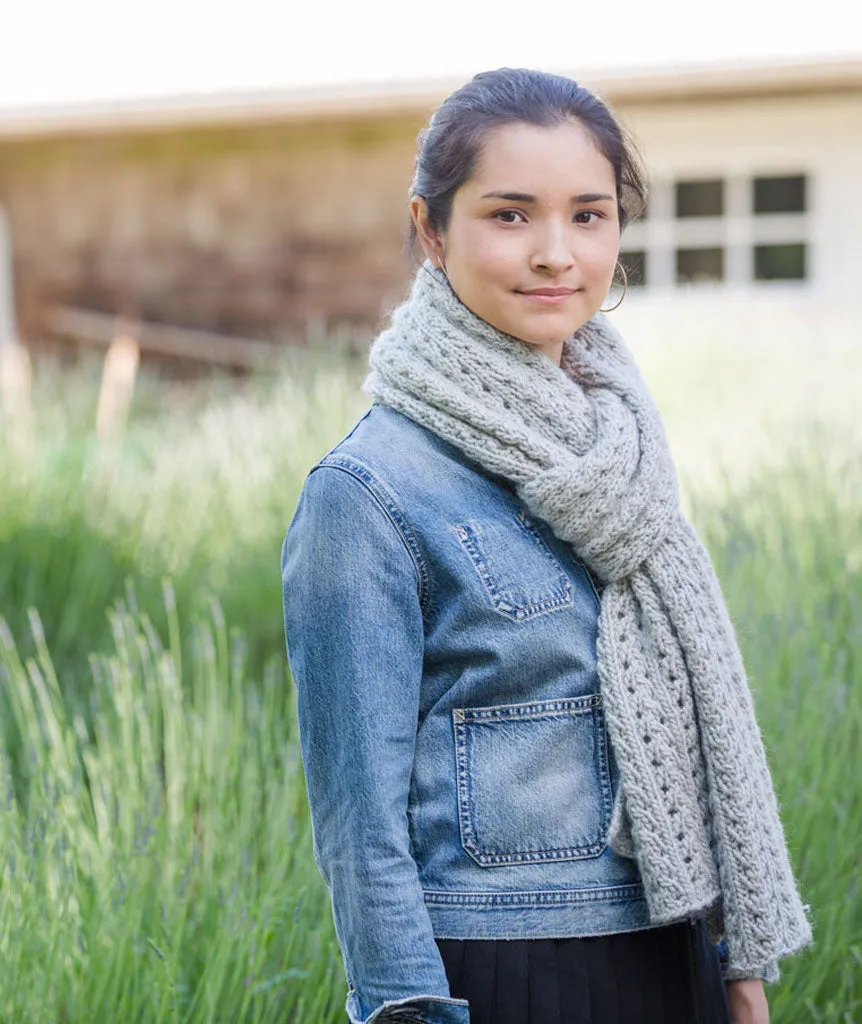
[409,196,446,268]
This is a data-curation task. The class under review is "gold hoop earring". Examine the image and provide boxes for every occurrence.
[599,261,628,313]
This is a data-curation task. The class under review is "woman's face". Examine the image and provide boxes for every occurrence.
[411,119,621,365]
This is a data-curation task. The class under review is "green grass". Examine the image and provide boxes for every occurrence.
[0,593,343,1023]
[0,339,859,1022]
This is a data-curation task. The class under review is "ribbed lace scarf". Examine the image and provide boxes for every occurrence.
[362,259,812,978]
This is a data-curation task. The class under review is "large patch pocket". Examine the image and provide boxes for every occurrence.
[452,512,573,621]
[452,694,613,866]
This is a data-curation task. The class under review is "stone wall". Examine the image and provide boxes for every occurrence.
[0,113,426,345]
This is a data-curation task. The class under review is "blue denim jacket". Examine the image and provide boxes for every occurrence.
[282,402,743,1024]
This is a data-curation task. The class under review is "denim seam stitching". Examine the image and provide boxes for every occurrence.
[422,881,647,906]
[584,566,603,606]
[522,511,604,609]
[452,517,573,621]
[451,696,614,866]
[312,456,431,614]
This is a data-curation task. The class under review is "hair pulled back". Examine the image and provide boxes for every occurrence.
[407,67,647,261]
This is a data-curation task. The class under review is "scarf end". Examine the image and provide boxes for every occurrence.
[608,787,637,860]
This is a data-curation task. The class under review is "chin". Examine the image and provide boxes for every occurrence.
[515,320,582,347]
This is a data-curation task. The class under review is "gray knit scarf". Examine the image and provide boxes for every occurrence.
[362,258,812,980]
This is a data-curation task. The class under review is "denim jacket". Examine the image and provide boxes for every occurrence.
[281,402,749,1024]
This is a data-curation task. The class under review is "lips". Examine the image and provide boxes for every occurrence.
[517,288,577,306]
[519,288,576,296]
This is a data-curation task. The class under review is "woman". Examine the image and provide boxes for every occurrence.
[281,68,812,1024]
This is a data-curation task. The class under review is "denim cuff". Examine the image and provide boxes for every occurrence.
[715,937,780,984]
[346,991,471,1024]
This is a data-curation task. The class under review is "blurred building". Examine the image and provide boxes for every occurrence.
[0,56,860,355]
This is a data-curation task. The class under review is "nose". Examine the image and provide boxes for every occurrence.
[530,218,576,275]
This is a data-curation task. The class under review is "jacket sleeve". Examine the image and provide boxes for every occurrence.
[281,462,471,1024]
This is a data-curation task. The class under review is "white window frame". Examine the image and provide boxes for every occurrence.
[620,171,810,290]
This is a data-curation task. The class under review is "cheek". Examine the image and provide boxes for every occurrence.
[456,221,525,275]
[463,224,514,269]
[580,233,620,281]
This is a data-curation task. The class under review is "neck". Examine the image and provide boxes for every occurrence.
[534,338,564,367]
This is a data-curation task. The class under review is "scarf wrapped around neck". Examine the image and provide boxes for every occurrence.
[362,259,813,980]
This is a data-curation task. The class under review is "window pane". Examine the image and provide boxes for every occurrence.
[753,175,806,214]
[676,247,724,283]
[620,250,647,287]
[675,179,724,218]
[754,243,806,280]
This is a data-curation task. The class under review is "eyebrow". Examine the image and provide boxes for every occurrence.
[479,190,615,203]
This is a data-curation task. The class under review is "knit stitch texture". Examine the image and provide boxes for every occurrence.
[362,259,813,982]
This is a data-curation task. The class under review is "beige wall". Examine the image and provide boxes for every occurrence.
[611,89,862,340]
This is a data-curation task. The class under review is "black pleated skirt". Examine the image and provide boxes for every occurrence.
[434,917,731,1024]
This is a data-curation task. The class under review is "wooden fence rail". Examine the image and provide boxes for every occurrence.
[50,306,286,370]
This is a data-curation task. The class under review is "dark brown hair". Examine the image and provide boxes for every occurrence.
[406,67,648,261]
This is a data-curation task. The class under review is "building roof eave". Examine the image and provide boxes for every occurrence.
[0,53,860,142]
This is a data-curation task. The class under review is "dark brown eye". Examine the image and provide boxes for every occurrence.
[494,210,525,224]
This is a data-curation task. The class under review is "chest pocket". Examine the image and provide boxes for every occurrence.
[452,512,574,621]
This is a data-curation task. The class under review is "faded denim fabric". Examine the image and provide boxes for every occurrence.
[282,402,670,1023]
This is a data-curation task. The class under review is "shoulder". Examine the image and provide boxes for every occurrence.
[310,401,512,509]
[286,405,440,599]
[315,402,450,478]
